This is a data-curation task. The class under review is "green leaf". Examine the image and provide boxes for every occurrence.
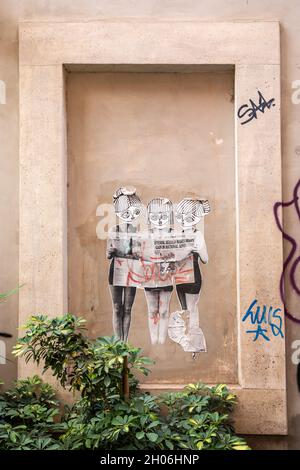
[146,432,158,443]
[0,285,22,303]
[232,445,250,450]
[140,416,148,427]
[165,440,174,450]
[136,431,145,440]
[111,416,124,426]
[148,421,160,429]
[188,418,198,426]
[104,376,111,387]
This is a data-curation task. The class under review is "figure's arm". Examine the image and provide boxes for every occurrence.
[199,239,209,264]
[106,239,116,259]
[194,232,209,264]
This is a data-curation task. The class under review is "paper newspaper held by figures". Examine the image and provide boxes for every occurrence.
[146,234,195,262]
[107,231,204,288]
[108,230,205,262]
[107,228,142,258]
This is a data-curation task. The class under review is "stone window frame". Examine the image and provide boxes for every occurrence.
[19,19,286,434]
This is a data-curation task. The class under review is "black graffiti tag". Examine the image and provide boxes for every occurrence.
[237,90,275,125]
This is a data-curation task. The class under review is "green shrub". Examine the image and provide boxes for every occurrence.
[157,383,249,450]
[59,383,249,450]
[0,376,62,449]
[13,315,152,404]
[0,314,251,451]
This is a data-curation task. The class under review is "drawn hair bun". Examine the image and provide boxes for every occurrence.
[113,186,142,212]
[113,186,136,201]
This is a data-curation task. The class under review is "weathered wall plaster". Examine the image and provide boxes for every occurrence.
[1,0,300,448]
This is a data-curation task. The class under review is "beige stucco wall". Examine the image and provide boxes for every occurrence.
[67,70,237,385]
[0,0,300,449]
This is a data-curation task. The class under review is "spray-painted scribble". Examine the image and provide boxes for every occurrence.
[237,90,275,125]
[242,299,284,342]
[274,179,300,323]
[115,255,194,288]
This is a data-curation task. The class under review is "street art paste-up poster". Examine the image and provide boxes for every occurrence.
[106,187,211,354]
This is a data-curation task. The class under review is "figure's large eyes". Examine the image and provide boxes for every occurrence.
[176,212,195,225]
[134,208,140,217]
[121,211,131,219]
[185,214,195,224]
[149,212,169,224]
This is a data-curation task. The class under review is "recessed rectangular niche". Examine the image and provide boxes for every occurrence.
[67,66,236,386]
[19,20,285,434]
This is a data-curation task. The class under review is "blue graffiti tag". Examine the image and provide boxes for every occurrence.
[242,299,284,342]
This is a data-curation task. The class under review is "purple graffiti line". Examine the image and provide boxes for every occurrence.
[274,179,300,323]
